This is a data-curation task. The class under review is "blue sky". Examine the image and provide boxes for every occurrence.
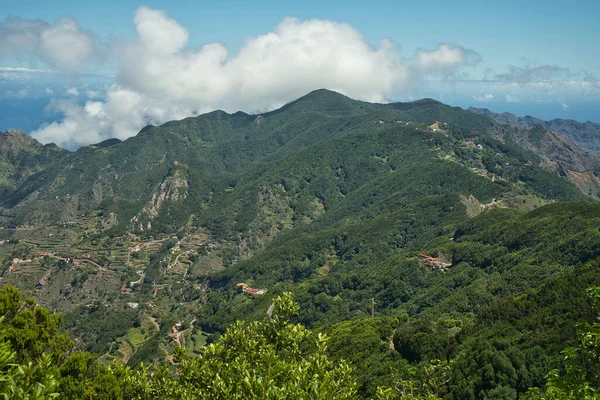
[0,0,599,147]
[4,0,599,76]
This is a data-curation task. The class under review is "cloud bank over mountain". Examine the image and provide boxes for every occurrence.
[16,7,475,147]
[1,7,597,148]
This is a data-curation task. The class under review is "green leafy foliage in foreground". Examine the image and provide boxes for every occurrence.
[4,281,600,399]
[0,285,70,399]
[0,286,358,399]
[0,340,59,400]
[375,360,452,400]
[8,286,600,400]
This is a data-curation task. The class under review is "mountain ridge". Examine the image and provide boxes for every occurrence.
[1,90,597,228]
[469,106,600,157]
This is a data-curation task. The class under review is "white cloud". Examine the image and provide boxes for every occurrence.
[65,87,79,96]
[45,87,54,95]
[489,65,600,97]
[495,64,571,83]
[133,7,188,56]
[32,8,479,147]
[0,17,47,53]
[561,103,569,110]
[32,89,184,148]
[0,16,101,72]
[85,89,99,99]
[455,78,600,108]
[116,13,409,106]
[472,93,494,102]
[416,43,481,77]
[0,66,55,73]
[38,17,100,72]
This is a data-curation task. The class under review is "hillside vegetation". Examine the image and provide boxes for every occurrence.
[1,90,600,398]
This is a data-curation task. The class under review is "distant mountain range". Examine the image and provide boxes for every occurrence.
[468,106,600,157]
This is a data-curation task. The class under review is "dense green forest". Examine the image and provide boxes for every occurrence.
[4,202,600,398]
[2,90,600,398]
[3,280,600,399]
[193,201,600,398]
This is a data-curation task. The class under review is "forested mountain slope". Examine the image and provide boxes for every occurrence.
[1,90,600,399]
[2,89,595,228]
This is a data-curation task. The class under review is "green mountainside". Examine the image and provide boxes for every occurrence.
[0,129,68,201]
[1,90,600,398]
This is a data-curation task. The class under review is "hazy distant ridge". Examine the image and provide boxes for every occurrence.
[468,106,600,157]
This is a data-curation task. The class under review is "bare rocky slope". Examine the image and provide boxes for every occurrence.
[469,106,600,156]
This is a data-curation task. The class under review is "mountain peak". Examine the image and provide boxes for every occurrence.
[1,129,33,141]
[0,129,43,156]
[271,89,372,116]
[299,88,351,100]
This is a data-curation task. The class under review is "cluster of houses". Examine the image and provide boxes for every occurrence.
[60,256,80,267]
[236,282,267,295]
[464,140,484,151]
[126,301,158,310]
[428,122,449,134]
[167,322,186,345]
[7,257,33,273]
[418,253,452,271]
[130,243,146,252]
[470,168,506,183]
[39,252,90,267]
[376,120,413,126]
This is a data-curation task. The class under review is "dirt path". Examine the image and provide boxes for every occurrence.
[167,250,192,270]
[46,255,115,273]
[130,272,145,286]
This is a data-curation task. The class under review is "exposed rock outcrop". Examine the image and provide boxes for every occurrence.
[130,163,189,232]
